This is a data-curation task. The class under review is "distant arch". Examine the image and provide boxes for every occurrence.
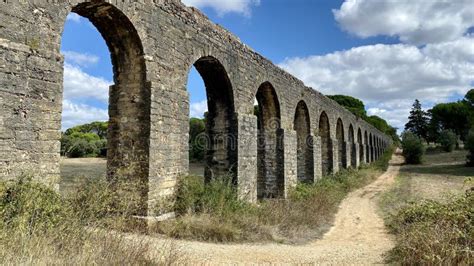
[357,128,363,164]
[369,133,374,162]
[255,82,284,198]
[294,100,313,183]
[319,112,332,175]
[364,131,369,163]
[348,124,356,167]
[336,118,346,170]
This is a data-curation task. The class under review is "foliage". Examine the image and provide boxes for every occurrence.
[385,190,473,265]
[61,121,108,158]
[189,117,206,162]
[401,131,425,164]
[327,95,367,118]
[466,127,474,166]
[405,99,429,140]
[156,147,394,243]
[438,129,457,152]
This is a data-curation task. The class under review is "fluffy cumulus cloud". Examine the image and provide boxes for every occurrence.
[66,13,82,23]
[181,0,260,17]
[63,51,99,68]
[62,100,108,130]
[63,63,111,104]
[333,0,474,45]
[190,100,208,118]
[279,36,474,130]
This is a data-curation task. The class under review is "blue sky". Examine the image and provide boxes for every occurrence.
[61,0,474,131]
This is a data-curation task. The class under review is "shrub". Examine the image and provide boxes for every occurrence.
[466,127,474,166]
[401,131,425,164]
[386,190,473,264]
[67,138,99,158]
[438,129,457,152]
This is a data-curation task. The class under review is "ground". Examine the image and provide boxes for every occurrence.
[58,149,472,264]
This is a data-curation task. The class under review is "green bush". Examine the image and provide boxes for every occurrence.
[401,131,425,164]
[67,138,99,158]
[466,128,474,166]
[386,190,473,264]
[438,129,457,152]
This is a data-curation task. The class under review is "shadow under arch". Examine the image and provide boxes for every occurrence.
[336,118,346,170]
[319,111,332,176]
[357,128,364,164]
[348,124,356,167]
[294,100,313,183]
[191,56,237,184]
[255,82,284,199]
[62,2,151,215]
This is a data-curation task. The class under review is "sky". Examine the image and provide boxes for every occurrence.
[61,0,474,132]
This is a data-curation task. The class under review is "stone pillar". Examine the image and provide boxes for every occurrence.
[345,141,352,169]
[355,143,360,168]
[332,138,339,174]
[236,113,258,203]
[366,145,370,163]
[313,135,322,181]
[282,129,297,198]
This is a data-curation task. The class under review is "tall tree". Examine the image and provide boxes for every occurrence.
[405,99,429,140]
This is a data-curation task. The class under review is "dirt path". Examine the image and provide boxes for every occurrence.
[149,152,403,264]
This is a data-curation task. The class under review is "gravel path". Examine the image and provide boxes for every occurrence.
[148,152,403,264]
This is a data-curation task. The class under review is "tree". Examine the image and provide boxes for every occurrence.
[401,131,425,164]
[438,129,457,152]
[430,102,471,141]
[405,99,429,140]
[189,117,206,162]
[327,95,367,118]
[466,127,474,167]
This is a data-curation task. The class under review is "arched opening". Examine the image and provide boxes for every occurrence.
[364,131,369,163]
[319,112,332,176]
[189,56,237,183]
[60,3,150,215]
[348,124,356,167]
[293,100,313,183]
[255,82,283,198]
[357,128,364,164]
[336,118,346,170]
[370,133,374,162]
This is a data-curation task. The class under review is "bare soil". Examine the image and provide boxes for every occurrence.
[144,152,403,264]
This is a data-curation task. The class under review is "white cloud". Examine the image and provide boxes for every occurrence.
[63,63,111,104]
[279,36,474,131]
[190,100,208,118]
[66,13,82,23]
[181,0,260,17]
[61,100,108,131]
[62,51,99,68]
[333,0,474,45]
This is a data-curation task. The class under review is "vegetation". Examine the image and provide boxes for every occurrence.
[466,127,474,166]
[0,177,181,264]
[380,150,473,265]
[405,99,429,141]
[154,147,394,243]
[189,117,206,162]
[438,129,457,152]
[401,131,425,164]
[327,94,399,143]
[61,121,108,158]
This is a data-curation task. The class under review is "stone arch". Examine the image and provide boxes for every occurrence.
[319,112,332,176]
[348,124,356,167]
[364,131,369,163]
[293,100,313,183]
[255,82,284,198]
[63,2,150,215]
[336,118,346,170]
[369,133,374,162]
[190,56,237,183]
[357,128,363,164]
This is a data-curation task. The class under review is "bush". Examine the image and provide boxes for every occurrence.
[466,128,474,166]
[67,138,99,158]
[386,190,473,264]
[401,131,425,164]
[438,129,457,152]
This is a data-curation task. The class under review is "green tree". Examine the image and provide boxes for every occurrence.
[189,117,206,162]
[437,129,457,152]
[401,131,425,164]
[405,99,429,140]
[327,95,367,118]
[465,127,474,167]
[430,102,471,141]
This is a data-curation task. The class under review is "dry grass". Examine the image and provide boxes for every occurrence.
[379,148,473,264]
[154,148,394,244]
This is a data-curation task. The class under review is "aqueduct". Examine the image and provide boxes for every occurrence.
[0,0,391,217]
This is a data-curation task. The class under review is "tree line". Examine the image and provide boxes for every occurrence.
[401,89,474,166]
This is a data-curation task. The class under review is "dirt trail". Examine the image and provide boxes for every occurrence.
[149,152,403,264]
